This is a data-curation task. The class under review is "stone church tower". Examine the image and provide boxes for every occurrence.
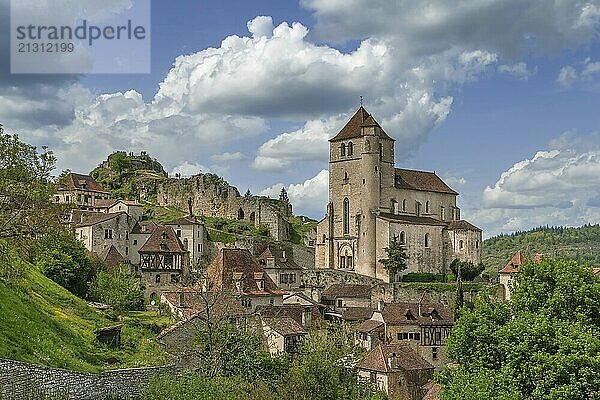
[316,107,482,283]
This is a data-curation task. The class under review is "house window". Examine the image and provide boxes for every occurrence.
[183,238,188,249]
[402,199,407,212]
[198,243,202,252]
[391,199,398,214]
[347,141,354,156]
[241,299,252,308]
[340,143,346,156]
[424,233,430,248]
[322,234,326,243]
[415,201,421,217]
[343,172,349,183]
[337,299,343,308]
[459,240,464,250]
[425,201,431,214]
[432,347,438,360]
[399,231,406,245]
[164,254,174,268]
[440,206,445,221]
[176,229,181,237]
[133,239,138,245]
[343,198,350,235]
[155,274,161,283]
[104,229,113,239]
[475,240,479,249]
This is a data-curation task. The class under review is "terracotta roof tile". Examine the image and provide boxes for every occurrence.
[99,245,126,271]
[357,319,384,333]
[394,168,458,195]
[358,343,434,373]
[255,304,323,327]
[165,216,203,226]
[257,244,303,271]
[74,212,128,228]
[131,221,158,234]
[380,302,454,326]
[263,316,307,336]
[342,307,374,322]
[499,250,525,274]
[138,226,186,253]
[321,283,372,299]
[329,107,394,142]
[60,173,109,193]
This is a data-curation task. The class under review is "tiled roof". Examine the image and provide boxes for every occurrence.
[380,302,454,326]
[499,250,525,274]
[263,316,307,336]
[255,304,323,327]
[257,245,303,271]
[165,216,203,226]
[329,107,394,142]
[357,319,384,333]
[206,248,286,296]
[377,213,447,226]
[138,226,187,253]
[99,245,126,271]
[60,173,108,193]
[131,221,157,234]
[321,283,372,300]
[161,289,246,321]
[283,292,320,306]
[95,199,119,208]
[358,343,434,373]
[74,212,127,228]
[394,169,458,195]
[446,220,482,232]
[342,307,374,322]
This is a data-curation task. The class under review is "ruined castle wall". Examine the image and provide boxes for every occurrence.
[0,358,173,400]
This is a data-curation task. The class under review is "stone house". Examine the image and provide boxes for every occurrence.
[157,174,292,241]
[364,301,454,370]
[96,199,144,222]
[315,107,482,282]
[74,212,133,261]
[357,343,434,400]
[139,226,190,300]
[165,216,206,270]
[129,221,158,268]
[499,250,524,300]
[206,248,286,311]
[355,319,385,350]
[261,317,307,355]
[55,172,111,211]
[256,244,304,291]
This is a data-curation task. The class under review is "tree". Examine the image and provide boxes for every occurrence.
[90,265,145,312]
[0,128,67,243]
[449,259,484,281]
[378,236,408,280]
[32,232,95,298]
[108,151,131,174]
[438,259,600,399]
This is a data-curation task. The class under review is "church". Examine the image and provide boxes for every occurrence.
[315,107,482,283]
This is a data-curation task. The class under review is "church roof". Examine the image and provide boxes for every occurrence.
[378,213,447,226]
[329,106,394,142]
[446,220,482,232]
[394,169,458,195]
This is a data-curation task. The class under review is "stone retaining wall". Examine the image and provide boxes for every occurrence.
[0,359,173,400]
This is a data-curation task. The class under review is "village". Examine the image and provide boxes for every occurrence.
[42,107,541,400]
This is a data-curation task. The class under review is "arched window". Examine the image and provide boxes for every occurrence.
[343,198,350,235]
[426,201,431,214]
[459,240,464,250]
[237,208,244,220]
[391,199,398,214]
[340,143,346,156]
[399,231,406,245]
[424,233,430,248]
[402,199,407,212]
[347,142,354,156]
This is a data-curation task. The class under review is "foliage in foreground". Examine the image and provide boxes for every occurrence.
[90,265,146,313]
[438,258,600,399]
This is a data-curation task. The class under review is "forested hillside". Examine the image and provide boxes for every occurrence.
[482,224,600,275]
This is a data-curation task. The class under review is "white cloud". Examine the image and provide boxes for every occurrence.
[260,169,329,217]
[557,58,600,87]
[557,65,578,86]
[497,62,535,81]
[209,152,246,163]
[171,162,211,177]
[475,132,600,236]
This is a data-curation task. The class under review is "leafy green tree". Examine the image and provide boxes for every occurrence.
[438,259,600,399]
[378,236,408,280]
[449,259,485,281]
[108,151,131,174]
[33,232,94,298]
[90,265,145,312]
[0,127,66,242]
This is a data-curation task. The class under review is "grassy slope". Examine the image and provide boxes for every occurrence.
[482,224,600,276]
[0,245,171,373]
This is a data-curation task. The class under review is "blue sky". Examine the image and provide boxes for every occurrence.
[1,0,599,237]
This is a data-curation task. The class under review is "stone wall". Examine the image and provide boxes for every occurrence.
[156,175,291,241]
[0,358,173,400]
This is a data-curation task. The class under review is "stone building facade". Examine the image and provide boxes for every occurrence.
[157,174,292,241]
[55,172,111,211]
[74,212,133,261]
[316,107,482,282]
[165,217,206,270]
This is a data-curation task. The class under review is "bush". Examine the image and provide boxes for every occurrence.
[90,265,145,313]
[449,259,485,281]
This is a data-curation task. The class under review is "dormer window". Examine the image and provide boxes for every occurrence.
[404,309,416,320]
[161,232,168,239]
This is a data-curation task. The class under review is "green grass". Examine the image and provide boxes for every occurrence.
[142,203,186,223]
[0,243,171,372]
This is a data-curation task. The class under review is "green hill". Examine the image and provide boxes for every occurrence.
[0,242,171,373]
[482,224,600,276]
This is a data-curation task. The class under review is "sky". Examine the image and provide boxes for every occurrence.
[1,0,599,238]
